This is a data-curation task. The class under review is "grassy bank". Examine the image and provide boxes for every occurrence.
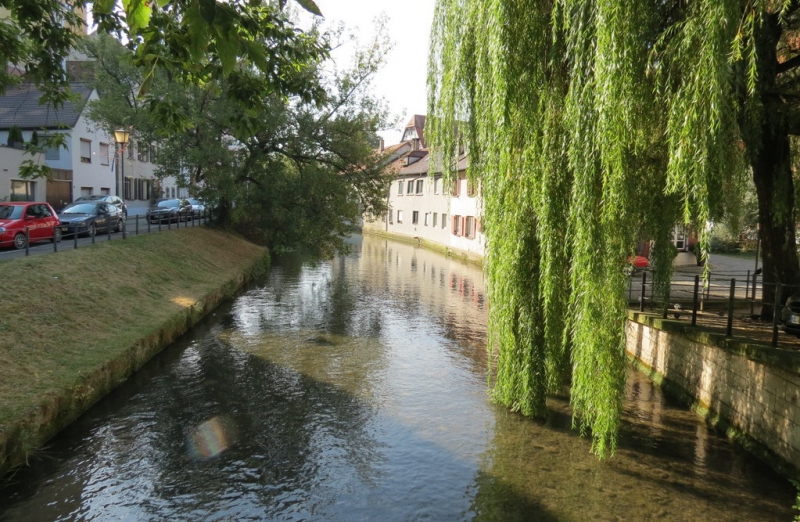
[0,227,268,470]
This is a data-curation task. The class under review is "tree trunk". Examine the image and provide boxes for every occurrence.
[748,13,800,320]
[752,128,800,320]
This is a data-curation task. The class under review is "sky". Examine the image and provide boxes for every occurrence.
[313,0,435,144]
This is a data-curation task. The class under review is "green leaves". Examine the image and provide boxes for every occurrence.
[295,0,322,16]
[428,0,769,457]
[122,0,152,34]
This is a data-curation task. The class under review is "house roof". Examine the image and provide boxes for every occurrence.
[402,114,426,148]
[0,83,94,131]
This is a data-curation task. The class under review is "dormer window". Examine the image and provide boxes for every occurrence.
[402,128,418,142]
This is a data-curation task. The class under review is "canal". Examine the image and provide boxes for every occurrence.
[0,234,796,521]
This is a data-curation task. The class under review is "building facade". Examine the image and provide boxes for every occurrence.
[0,83,184,212]
[363,115,485,259]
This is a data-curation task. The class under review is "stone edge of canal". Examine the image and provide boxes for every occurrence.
[0,232,270,479]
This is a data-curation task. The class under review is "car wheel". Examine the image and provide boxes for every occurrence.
[116,219,124,233]
[53,227,62,243]
[87,222,96,237]
[13,232,27,250]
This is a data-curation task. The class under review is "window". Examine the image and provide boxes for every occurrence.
[10,180,35,201]
[434,176,441,194]
[150,143,158,163]
[124,177,132,200]
[406,180,414,195]
[441,213,447,229]
[99,143,110,165]
[452,214,461,236]
[42,135,59,160]
[451,179,461,197]
[398,181,404,196]
[397,210,403,223]
[416,179,424,194]
[80,139,91,163]
[412,211,419,224]
[424,213,429,226]
[100,187,110,195]
[127,141,135,159]
[138,142,149,162]
[465,216,475,239]
[80,186,92,197]
[389,210,393,224]
[432,213,438,228]
[467,179,478,197]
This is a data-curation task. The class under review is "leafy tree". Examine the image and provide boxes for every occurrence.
[84,25,392,254]
[428,0,800,455]
[1,0,326,112]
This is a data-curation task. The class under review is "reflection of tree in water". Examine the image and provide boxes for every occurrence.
[236,249,383,340]
[133,334,387,519]
[469,372,796,521]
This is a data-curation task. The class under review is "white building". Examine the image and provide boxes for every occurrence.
[0,145,45,202]
[0,82,181,212]
[364,115,485,260]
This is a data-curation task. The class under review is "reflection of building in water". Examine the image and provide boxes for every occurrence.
[363,115,485,260]
[359,234,487,351]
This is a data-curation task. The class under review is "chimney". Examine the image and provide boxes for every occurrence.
[379,137,385,152]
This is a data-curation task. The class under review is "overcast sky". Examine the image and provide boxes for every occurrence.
[314,0,435,144]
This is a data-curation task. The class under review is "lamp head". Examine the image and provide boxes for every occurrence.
[113,129,130,145]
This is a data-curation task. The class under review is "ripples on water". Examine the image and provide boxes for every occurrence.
[0,234,795,521]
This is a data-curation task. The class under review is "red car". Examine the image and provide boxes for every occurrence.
[0,201,62,249]
[625,254,649,275]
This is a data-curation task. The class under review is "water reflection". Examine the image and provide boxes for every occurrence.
[0,234,795,521]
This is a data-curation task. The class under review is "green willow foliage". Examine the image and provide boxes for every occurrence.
[428,0,778,455]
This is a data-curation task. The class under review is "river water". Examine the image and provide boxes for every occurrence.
[0,234,796,521]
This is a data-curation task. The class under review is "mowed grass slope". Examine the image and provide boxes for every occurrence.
[0,227,267,428]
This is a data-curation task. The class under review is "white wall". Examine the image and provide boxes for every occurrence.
[0,146,46,201]
[365,171,485,258]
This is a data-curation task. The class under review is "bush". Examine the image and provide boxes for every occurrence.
[7,126,23,148]
[709,233,740,253]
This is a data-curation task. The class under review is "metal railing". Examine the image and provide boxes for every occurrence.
[2,209,213,260]
[629,268,800,348]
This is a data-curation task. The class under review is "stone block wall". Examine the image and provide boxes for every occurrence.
[626,314,800,475]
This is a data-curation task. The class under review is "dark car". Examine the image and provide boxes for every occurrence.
[58,201,125,238]
[781,295,800,336]
[75,195,128,217]
[0,201,61,249]
[147,198,193,224]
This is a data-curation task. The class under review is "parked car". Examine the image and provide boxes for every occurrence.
[58,201,125,238]
[624,255,649,275]
[147,198,193,224]
[75,195,128,217]
[781,295,800,336]
[187,198,206,218]
[0,201,61,249]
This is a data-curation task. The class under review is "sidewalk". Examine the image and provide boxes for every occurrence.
[673,251,759,278]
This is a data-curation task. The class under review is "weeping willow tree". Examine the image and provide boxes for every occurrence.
[428,0,800,455]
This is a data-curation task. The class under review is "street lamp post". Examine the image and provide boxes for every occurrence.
[113,129,130,200]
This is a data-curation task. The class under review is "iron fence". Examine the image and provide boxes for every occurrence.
[629,267,800,348]
[2,209,213,260]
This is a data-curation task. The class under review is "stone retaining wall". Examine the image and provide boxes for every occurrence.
[626,312,800,477]
[0,271,255,478]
